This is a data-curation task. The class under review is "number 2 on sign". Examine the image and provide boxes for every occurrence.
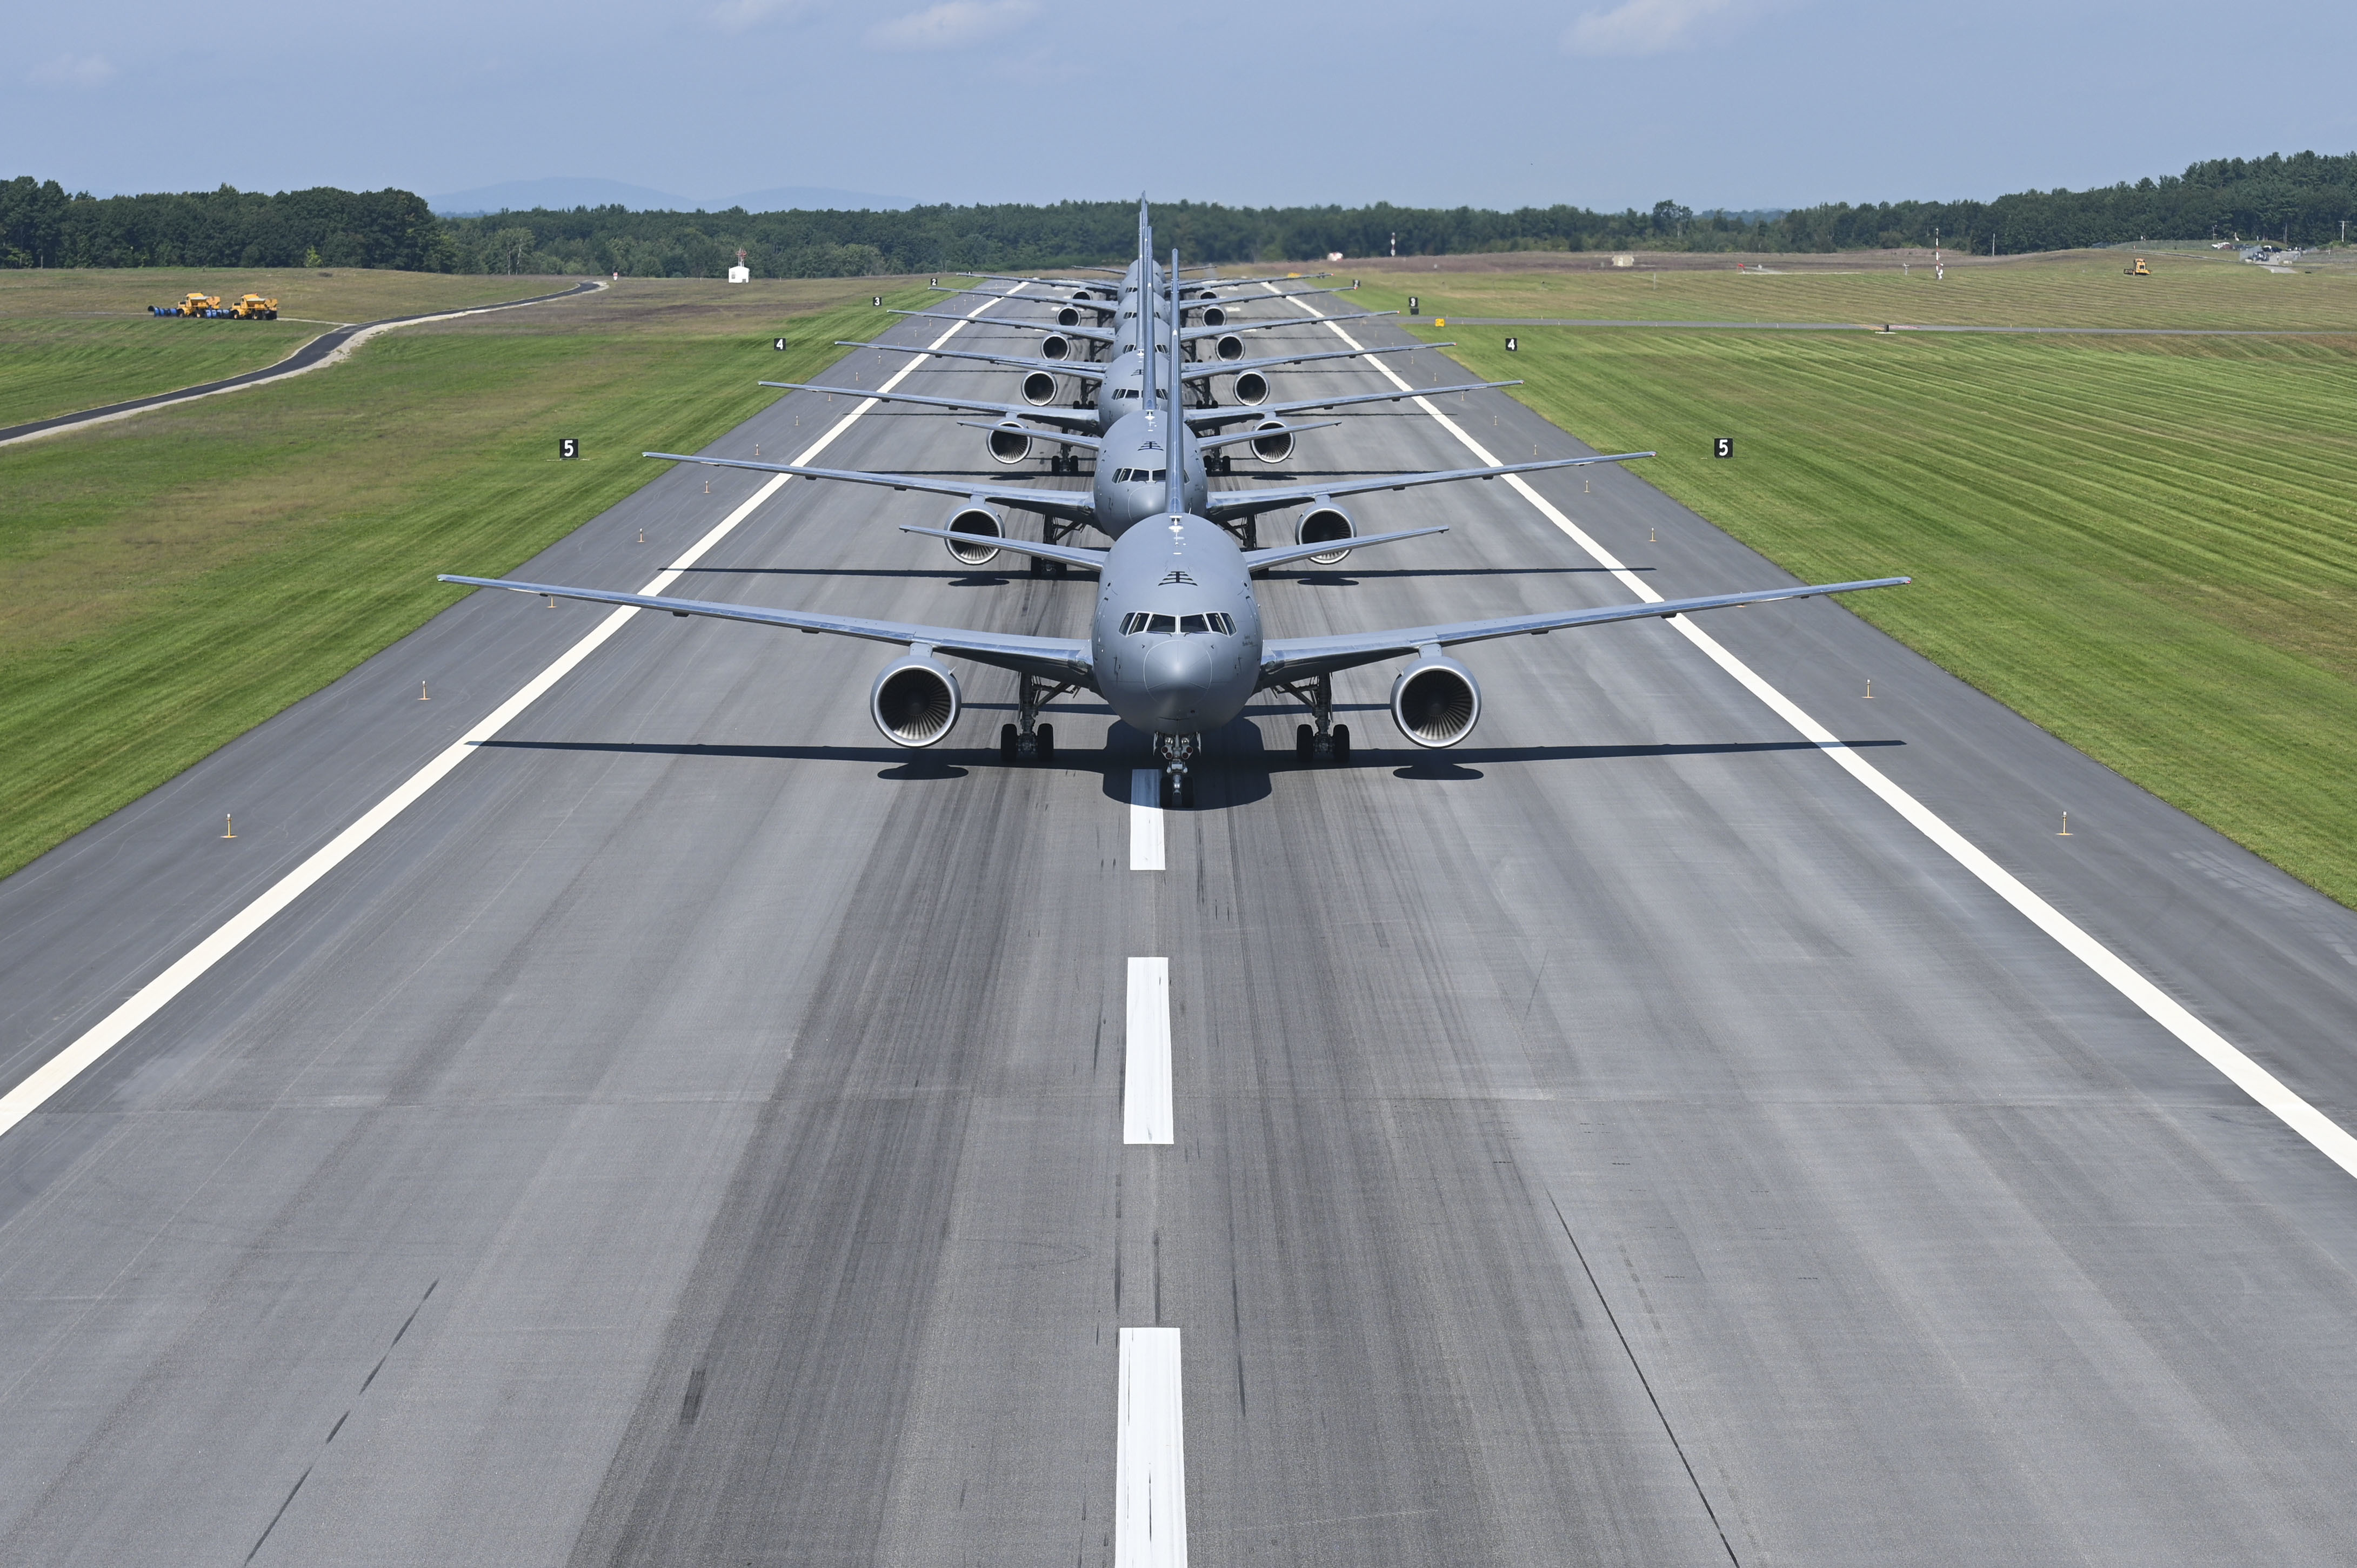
[1712,437,1734,459]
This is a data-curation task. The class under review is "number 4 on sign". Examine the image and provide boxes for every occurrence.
[1712,437,1734,459]
[1504,336,1519,352]
[773,337,787,351]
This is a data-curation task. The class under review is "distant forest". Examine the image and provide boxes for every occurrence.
[5,152,2354,277]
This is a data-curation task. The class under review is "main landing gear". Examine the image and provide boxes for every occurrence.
[1277,672,1350,765]
[1154,732,1200,808]
[1000,673,1073,764]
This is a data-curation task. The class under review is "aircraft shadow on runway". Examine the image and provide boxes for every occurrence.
[476,734,1900,805]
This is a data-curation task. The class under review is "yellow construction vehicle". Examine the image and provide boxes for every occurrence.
[226,294,279,319]
[2125,257,2151,276]
[151,292,221,317]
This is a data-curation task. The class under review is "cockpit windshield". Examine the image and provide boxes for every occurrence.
[1120,612,1234,636]
[1110,468,1169,483]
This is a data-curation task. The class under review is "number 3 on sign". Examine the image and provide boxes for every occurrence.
[1712,437,1734,459]
[559,438,579,460]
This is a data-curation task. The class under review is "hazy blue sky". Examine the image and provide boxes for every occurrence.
[12,0,2353,212]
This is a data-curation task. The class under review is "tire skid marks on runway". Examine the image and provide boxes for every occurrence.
[1116,1326,1188,1568]
[1124,956,1173,1145]
[0,286,1023,1145]
[1273,287,2357,1183]
[1129,769,1166,870]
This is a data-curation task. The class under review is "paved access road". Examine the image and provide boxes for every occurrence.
[0,280,604,448]
[2,285,2356,1567]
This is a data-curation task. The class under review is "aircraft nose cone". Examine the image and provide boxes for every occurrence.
[1141,636,1214,722]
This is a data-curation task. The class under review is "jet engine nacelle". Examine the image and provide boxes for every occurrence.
[1250,419,1294,463]
[1040,333,1071,361]
[1214,334,1247,361]
[1021,371,1058,406]
[870,654,962,747]
[1201,305,1227,327]
[1296,502,1356,564]
[1390,654,1481,748]
[939,505,1004,565]
[1056,305,1082,328]
[985,422,1032,465]
[1232,370,1270,405]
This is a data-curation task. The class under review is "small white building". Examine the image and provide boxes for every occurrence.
[727,247,750,284]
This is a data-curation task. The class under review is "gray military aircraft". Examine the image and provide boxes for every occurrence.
[643,250,1651,568]
[442,249,1906,806]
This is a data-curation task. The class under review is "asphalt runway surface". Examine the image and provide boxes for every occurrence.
[0,280,604,448]
[3,282,2357,1567]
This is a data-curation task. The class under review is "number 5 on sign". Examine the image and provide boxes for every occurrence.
[559,438,579,460]
[1712,437,1734,459]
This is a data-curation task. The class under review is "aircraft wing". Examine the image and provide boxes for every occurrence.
[898,527,1107,570]
[838,339,1108,382]
[758,380,1101,433]
[1259,578,1912,683]
[438,575,1095,683]
[1177,340,1439,383]
[1184,379,1523,432]
[956,420,1105,451]
[1200,450,1654,524]
[1238,526,1447,571]
[640,452,1099,527]
[892,307,1117,344]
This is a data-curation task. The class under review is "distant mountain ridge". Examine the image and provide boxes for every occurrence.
[429,177,917,216]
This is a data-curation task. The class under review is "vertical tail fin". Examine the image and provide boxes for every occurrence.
[1166,246,1185,520]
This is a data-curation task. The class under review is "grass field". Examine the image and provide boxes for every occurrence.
[1386,311,2357,907]
[1342,248,2357,332]
[0,269,590,430]
[0,276,924,879]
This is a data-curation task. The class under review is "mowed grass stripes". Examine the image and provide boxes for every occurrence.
[1428,325,2357,908]
[0,280,919,880]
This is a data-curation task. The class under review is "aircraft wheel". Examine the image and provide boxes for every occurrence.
[1037,723,1055,761]
[1000,724,1018,763]
[1332,724,1351,764]
[1169,772,1191,809]
[1296,724,1313,763]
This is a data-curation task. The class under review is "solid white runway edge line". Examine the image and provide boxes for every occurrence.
[1124,957,1173,1145]
[0,286,1023,1144]
[1116,1326,1188,1568]
[1274,287,2357,1183]
[1130,769,1166,871]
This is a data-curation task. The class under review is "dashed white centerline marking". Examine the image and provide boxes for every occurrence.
[1273,286,2357,1183]
[1129,769,1166,870]
[1116,1326,1188,1568]
[1124,957,1173,1145]
[0,286,1023,1145]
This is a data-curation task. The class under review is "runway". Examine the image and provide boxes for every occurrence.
[2,277,2356,1566]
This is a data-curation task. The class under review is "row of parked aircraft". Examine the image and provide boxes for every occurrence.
[445,201,1906,806]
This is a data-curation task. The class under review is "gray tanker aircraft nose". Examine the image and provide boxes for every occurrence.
[1141,635,1216,725]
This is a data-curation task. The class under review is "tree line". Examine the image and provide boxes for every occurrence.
[6,152,2354,278]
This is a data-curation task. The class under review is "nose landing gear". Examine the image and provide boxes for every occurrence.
[1278,672,1350,765]
[1154,732,1199,808]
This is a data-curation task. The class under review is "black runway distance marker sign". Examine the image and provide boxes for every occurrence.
[1505,336,1519,352]
[1713,437,1734,459]
[773,337,788,351]
[559,437,579,460]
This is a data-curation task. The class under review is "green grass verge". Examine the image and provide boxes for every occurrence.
[0,269,591,429]
[0,277,927,878]
[1408,319,2357,907]
[1343,249,2357,332]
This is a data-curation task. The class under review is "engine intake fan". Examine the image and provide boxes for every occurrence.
[942,506,1003,564]
[871,655,962,746]
[1296,504,1356,564]
[1021,371,1058,406]
[1391,655,1480,748]
[1232,370,1270,405]
[1251,419,1294,463]
[985,423,1032,465]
